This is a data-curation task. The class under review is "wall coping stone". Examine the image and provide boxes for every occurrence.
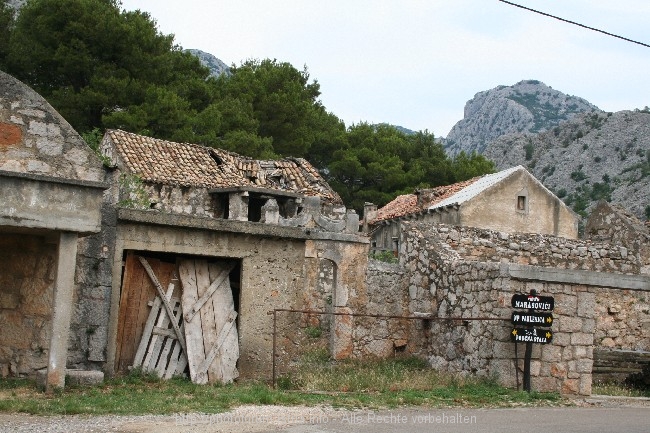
[507,264,650,291]
[118,208,369,244]
[0,169,108,190]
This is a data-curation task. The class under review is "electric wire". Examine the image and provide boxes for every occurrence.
[497,0,650,48]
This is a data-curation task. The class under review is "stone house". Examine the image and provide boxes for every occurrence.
[0,71,368,388]
[363,166,578,255]
[97,130,368,382]
[0,70,107,390]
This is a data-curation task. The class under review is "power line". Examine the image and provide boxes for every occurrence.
[497,0,650,48]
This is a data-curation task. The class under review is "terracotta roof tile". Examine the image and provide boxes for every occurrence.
[369,177,481,224]
[106,129,341,203]
[373,194,419,223]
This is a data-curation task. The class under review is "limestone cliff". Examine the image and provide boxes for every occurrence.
[483,110,650,219]
[444,80,599,156]
[186,49,231,78]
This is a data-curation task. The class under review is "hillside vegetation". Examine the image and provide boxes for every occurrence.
[483,110,650,219]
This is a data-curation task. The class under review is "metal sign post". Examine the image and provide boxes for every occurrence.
[511,290,554,393]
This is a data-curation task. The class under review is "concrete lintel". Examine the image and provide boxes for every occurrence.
[508,264,650,291]
[117,208,369,244]
[209,186,302,199]
[46,231,78,391]
[0,169,107,190]
[0,173,105,234]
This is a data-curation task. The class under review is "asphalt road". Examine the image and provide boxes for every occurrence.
[275,407,650,433]
[1,398,648,433]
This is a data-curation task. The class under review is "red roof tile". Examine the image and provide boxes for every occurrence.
[369,177,480,225]
[104,129,342,203]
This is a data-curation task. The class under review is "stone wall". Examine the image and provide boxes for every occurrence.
[393,221,649,395]
[0,70,104,183]
[0,234,56,377]
[142,183,220,217]
[348,260,411,358]
[433,225,642,274]
[593,288,650,351]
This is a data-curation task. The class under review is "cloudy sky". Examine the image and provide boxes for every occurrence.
[119,0,649,137]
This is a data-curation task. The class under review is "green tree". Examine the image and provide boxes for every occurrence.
[327,124,495,213]
[450,151,496,181]
[6,0,211,134]
[213,59,343,160]
[0,0,13,70]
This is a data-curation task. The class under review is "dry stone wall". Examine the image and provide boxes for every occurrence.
[395,221,649,395]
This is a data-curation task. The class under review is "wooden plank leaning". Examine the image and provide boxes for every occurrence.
[195,310,238,383]
[137,256,187,355]
[184,263,235,323]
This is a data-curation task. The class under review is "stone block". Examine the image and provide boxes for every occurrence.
[562,378,579,394]
[554,294,577,315]
[531,376,557,393]
[0,292,19,309]
[559,316,583,332]
[577,292,596,318]
[576,359,593,374]
[579,374,592,396]
[553,332,571,347]
[541,345,562,362]
[571,333,594,346]
[581,319,596,334]
[550,362,567,378]
[66,369,104,386]
[530,360,541,376]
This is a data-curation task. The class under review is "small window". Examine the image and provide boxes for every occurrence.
[517,195,527,211]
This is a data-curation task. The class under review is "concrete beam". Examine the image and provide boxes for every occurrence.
[508,264,650,291]
[46,232,78,391]
[0,171,106,234]
[118,208,369,244]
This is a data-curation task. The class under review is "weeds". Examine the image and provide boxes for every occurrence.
[0,358,564,415]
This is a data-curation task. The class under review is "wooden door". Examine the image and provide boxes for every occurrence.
[179,259,239,384]
[114,252,177,373]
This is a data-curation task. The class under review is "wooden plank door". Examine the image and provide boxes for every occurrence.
[114,252,177,373]
[179,259,239,384]
[131,258,188,379]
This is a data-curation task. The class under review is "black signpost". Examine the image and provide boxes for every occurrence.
[511,290,554,393]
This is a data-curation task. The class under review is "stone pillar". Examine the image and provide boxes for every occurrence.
[46,231,78,391]
[362,202,377,233]
[260,198,280,224]
[229,192,249,221]
[345,209,359,234]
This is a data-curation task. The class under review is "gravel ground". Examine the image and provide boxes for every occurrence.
[1,397,648,433]
[0,405,353,433]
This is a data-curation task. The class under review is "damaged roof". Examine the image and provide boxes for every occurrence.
[369,166,525,225]
[103,129,342,203]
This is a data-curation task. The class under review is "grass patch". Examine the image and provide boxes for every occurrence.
[0,358,564,415]
[593,382,650,398]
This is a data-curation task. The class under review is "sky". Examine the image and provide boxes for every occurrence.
[119,0,650,138]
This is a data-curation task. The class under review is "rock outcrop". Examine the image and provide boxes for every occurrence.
[186,49,231,78]
[444,80,599,156]
[483,110,650,219]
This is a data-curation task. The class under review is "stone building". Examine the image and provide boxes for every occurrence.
[0,72,368,387]
[96,130,368,381]
[363,166,578,255]
[0,70,106,390]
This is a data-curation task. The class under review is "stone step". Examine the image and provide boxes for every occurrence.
[36,368,104,389]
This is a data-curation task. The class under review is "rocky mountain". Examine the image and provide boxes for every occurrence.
[5,0,25,12]
[483,109,650,220]
[186,49,230,78]
[444,80,600,156]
